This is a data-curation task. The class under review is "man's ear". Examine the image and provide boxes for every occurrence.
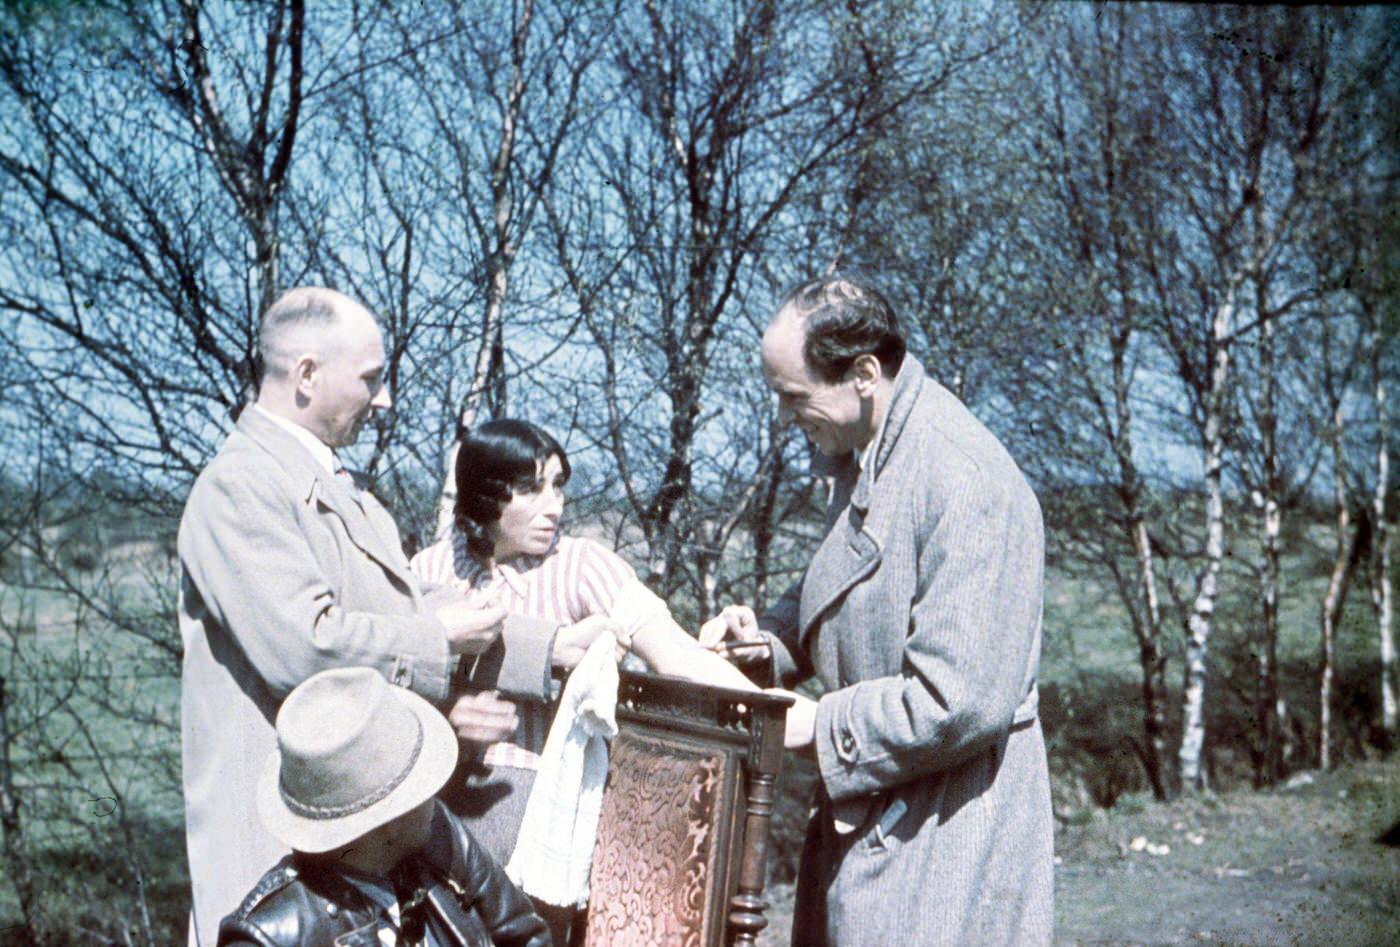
[292,353,319,398]
[850,352,882,396]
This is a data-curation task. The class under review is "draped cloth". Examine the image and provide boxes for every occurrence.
[506,632,619,908]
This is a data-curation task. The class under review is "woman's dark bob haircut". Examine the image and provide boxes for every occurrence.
[454,418,571,559]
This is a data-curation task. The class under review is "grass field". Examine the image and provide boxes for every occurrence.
[754,756,1399,946]
[2,509,1397,944]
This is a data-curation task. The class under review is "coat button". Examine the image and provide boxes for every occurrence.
[325,903,338,916]
[840,732,856,754]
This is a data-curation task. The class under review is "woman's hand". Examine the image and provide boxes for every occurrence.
[552,614,625,670]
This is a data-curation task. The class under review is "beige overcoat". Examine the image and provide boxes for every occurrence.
[764,355,1054,946]
[177,408,551,944]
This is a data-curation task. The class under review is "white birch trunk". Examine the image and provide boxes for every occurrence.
[1256,310,1282,783]
[1113,327,1169,796]
[1133,514,1171,797]
[1372,326,1396,735]
[1179,285,1236,794]
[1320,400,1350,771]
[433,1,534,540]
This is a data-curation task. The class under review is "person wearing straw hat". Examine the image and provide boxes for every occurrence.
[217,666,550,947]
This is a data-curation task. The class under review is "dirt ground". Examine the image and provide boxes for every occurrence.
[754,757,1398,946]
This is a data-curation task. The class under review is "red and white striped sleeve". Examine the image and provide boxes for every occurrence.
[563,538,672,637]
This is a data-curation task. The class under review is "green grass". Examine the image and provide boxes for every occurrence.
[1053,757,1400,946]
[4,502,1398,944]
[1,562,184,945]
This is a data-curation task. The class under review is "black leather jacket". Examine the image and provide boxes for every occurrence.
[217,802,551,947]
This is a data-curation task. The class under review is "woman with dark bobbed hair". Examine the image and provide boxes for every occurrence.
[410,419,754,867]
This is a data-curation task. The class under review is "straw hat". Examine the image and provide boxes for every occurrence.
[256,666,458,853]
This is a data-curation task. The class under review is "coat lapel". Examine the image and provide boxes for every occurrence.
[311,474,413,586]
[236,409,413,587]
[799,508,881,646]
[796,357,926,646]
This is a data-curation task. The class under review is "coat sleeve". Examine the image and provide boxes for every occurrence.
[179,464,455,703]
[813,467,1044,803]
[457,613,558,703]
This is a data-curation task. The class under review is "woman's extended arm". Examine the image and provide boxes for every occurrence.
[632,617,760,691]
[571,538,758,691]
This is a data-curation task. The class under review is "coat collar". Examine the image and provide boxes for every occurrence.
[235,407,410,585]
[236,404,328,501]
[849,354,925,512]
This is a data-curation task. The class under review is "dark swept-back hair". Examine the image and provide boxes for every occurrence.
[454,419,571,559]
[777,277,906,383]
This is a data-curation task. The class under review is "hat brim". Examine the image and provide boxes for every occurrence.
[256,683,458,854]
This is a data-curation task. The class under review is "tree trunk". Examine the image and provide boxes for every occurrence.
[1370,318,1397,738]
[434,0,534,540]
[0,677,40,942]
[1132,516,1171,799]
[1255,307,1283,785]
[1179,285,1236,794]
[1319,399,1356,770]
[1112,325,1170,800]
[750,440,786,611]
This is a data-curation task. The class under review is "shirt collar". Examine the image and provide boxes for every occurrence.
[250,404,339,478]
[854,406,889,476]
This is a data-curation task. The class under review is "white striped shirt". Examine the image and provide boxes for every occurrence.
[409,530,666,770]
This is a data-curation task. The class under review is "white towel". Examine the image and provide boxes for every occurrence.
[506,631,619,908]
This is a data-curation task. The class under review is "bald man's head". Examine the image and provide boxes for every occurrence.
[258,287,379,384]
[255,287,392,448]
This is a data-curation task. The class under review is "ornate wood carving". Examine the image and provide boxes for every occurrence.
[580,671,791,947]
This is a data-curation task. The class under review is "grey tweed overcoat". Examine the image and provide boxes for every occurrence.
[763,355,1054,946]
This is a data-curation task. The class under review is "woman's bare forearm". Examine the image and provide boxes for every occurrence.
[631,619,758,691]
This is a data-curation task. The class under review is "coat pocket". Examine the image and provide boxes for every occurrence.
[858,775,946,856]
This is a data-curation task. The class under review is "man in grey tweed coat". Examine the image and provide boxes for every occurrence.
[703,277,1053,946]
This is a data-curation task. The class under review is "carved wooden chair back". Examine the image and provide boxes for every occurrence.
[580,670,791,947]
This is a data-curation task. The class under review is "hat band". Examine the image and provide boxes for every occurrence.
[278,716,424,820]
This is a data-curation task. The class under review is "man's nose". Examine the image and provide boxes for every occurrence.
[371,385,392,411]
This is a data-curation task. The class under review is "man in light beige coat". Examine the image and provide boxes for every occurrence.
[178,288,557,944]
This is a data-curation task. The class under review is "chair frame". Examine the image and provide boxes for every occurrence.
[580,669,792,947]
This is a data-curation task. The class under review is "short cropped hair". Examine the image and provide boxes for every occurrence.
[454,419,572,560]
[777,277,906,382]
[256,287,352,385]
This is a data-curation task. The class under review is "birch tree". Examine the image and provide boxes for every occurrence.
[1142,6,1345,792]
[1019,3,1177,798]
[1315,301,1364,770]
[545,0,1005,615]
